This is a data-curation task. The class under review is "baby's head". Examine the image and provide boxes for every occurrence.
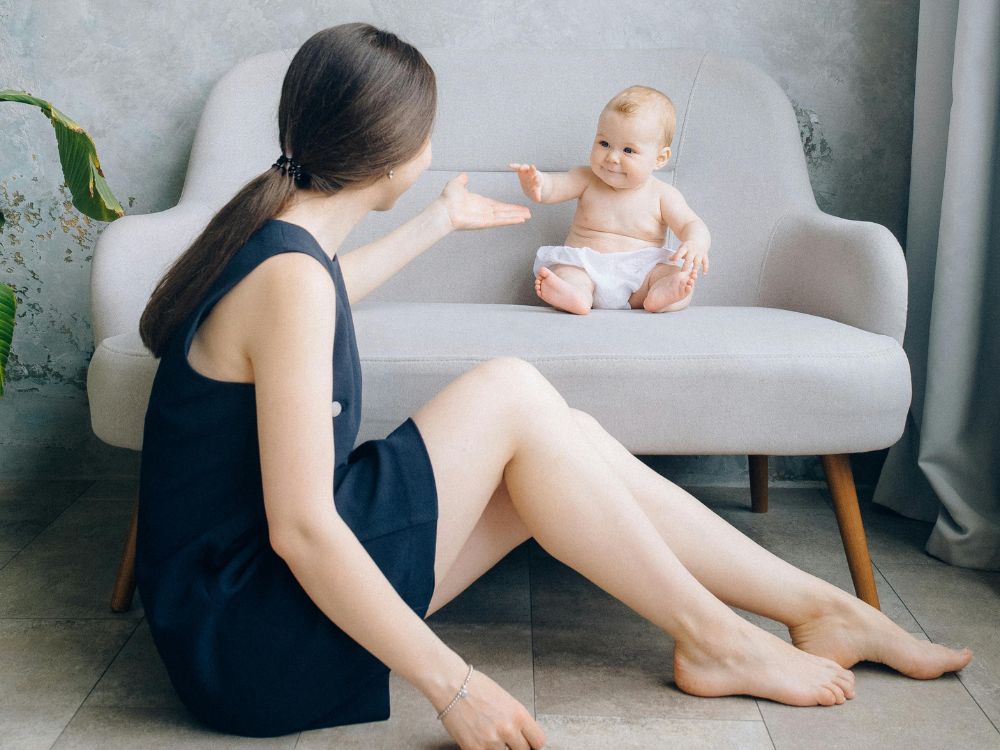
[591,85,676,189]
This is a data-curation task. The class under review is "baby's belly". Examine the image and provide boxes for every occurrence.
[564,225,663,253]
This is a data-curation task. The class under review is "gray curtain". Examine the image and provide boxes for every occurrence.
[872,0,1000,570]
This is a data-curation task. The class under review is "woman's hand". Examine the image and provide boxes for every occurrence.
[436,173,531,231]
[438,668,547,750]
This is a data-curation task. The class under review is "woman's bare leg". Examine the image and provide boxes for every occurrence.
[412,357,856,706]
[567,408,974,679]
[424,480,528,616]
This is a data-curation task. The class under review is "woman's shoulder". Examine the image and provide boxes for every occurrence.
[240,251,337,365]
[243,250,336,325]
[236,220,335,298]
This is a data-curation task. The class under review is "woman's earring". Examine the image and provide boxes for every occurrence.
[388,169,395,180]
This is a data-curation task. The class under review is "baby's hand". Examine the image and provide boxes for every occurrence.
[670,241,709,274]
[508,162,544,202]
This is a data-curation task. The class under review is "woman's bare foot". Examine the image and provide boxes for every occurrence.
[788,590,973,679]
[673,618,857,706]
[535,266,593,315]
[644,265,696,312]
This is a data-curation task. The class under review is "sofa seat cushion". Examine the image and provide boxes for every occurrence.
[88,303,910,456]
[352,303,911,455]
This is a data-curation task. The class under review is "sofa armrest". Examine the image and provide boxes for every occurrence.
[756,209,908,343]
[90,201,215,346]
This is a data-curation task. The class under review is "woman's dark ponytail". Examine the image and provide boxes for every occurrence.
[139,23,436,357]
[139,168,295,357]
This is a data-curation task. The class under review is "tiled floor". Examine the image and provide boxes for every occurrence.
[1,477,998,749]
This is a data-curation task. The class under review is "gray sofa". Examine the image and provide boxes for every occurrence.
[87,47,910,611]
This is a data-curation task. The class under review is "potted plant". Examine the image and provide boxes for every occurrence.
[0,90,124,396]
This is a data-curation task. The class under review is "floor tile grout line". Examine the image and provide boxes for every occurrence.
[873,558,1000,734]
[754,696,778,749]
[46,615,143,750]
[535,712,769,723]
[0,613,145,622]
[955,669,1000,735]
[0,479,100,574]
[870,559,931,641]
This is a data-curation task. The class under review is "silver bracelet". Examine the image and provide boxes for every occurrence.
[436,663,474,720]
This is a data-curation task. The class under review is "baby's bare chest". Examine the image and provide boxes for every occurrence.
[574,188,664,239]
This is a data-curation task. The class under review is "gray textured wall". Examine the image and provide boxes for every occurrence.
[0,0,918,483]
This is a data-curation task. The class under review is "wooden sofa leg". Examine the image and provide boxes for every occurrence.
[749,455,768,513]
[111,496,139,613]
[820,454,881,610]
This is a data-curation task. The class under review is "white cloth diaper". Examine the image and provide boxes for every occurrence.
[533,244,683,309]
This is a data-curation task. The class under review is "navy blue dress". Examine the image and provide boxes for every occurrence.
[136,218,439,737]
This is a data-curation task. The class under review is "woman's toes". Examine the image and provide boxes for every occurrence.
[833,673,855,698]
[818,686,837,706]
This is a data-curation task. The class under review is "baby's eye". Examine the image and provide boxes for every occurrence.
[598,140,609,148]
[623,147,635,154]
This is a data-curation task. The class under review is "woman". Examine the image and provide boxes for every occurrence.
[136,22,972,749]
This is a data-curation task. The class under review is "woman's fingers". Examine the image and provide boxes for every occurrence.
[483,212,529,227]
[520,714,547,749]
[482,198,531,224]
[490,198,531,214]
[499,710,545,750]
[502,730,531,750]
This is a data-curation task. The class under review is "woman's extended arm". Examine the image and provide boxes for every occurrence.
[246,253,469,710]
[339,173,531,304]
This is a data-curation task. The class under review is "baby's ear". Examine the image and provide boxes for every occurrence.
[657,146,672,168]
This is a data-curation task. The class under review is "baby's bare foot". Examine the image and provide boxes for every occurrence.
[644,266,696,312]
[789,591,973,679]
[535,266,592,315]
[674,619,856,706]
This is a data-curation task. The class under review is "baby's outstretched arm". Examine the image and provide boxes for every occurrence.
[508,164,590,204]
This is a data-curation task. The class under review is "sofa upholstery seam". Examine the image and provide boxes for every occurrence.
[664,50,708,246]
[755,210,791,305]
[359,349,901,363]
[672,50,708,188]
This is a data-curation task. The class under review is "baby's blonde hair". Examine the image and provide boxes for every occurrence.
[604,85,676,148]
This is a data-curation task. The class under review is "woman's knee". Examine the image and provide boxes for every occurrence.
[569,407,601,431]
[467,357,566,429]
[475,356,556,400]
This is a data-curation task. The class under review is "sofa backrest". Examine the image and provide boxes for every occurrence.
[101,46,817,342]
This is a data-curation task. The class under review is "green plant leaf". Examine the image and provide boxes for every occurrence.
[0,283,15,397]
[1,89,125,224]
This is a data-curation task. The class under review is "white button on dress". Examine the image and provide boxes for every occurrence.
[331,400,342,417]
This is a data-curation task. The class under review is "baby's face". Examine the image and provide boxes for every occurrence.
[589,108,670,189]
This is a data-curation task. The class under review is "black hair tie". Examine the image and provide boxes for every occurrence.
[273,153,305,182]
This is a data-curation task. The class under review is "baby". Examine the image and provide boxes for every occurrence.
[510,85,711,314]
